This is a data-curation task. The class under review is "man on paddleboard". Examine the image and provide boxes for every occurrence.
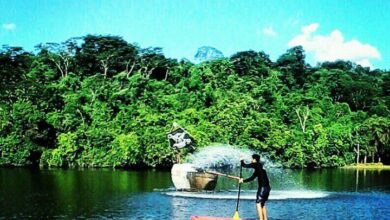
[239,154,271,220]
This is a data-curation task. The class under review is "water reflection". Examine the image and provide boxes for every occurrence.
[0,167,389,219]
[0,168,171,218]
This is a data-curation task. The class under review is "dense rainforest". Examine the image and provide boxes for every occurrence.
[0,35,389,168]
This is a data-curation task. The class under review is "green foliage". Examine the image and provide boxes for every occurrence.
[1,35,389,168]
[109,133,140,167]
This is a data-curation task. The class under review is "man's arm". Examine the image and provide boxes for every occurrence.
[243,172,256,183]
[241,160,253,168]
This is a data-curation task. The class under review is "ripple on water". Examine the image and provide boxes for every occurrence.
[124,190,390,220]
[164,190,330,200]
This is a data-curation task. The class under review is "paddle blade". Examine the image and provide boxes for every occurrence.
[233,211,240,220]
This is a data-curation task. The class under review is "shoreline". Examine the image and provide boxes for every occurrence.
[2,163,390,170]
[342,163,390,170]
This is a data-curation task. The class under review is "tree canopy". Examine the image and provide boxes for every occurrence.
[0,35,389,168]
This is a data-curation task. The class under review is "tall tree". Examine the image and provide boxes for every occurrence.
[276,46,307,88]
[75,35,137,77]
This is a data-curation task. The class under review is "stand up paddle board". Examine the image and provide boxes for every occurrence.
[190,216,255,220]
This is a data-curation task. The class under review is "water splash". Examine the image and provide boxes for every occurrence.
[185,144,277,170]
[185,144,252,169]
[183,144,301,189]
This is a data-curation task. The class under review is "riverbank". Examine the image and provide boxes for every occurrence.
[342,163,390,170]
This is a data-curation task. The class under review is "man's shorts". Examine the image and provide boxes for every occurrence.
[256,186,271,206]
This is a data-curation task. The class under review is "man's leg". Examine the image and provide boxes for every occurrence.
[261,186,270,220]
[256,203,263,220]
[256,189,263,220]
[262,204,268,220]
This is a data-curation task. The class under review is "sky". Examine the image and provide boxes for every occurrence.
[0,0,389,69]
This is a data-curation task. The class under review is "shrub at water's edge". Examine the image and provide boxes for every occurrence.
[343,163,390,170]
[0,35,389,168]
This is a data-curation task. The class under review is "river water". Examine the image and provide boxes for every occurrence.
[0,168,390,219]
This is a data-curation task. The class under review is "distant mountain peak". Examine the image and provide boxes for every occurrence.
[194,46,224,62]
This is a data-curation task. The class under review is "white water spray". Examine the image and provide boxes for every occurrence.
[185,144,254,169]
[185,144,278,170]
[167,144,331,200]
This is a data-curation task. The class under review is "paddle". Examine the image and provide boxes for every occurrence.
[233,162,243,220]
[204,170,240,180]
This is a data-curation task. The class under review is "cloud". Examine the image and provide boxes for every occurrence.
[2,23,16,31]
[288,23,380,68]
[301,23,318,35]
[263,27,277,37]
